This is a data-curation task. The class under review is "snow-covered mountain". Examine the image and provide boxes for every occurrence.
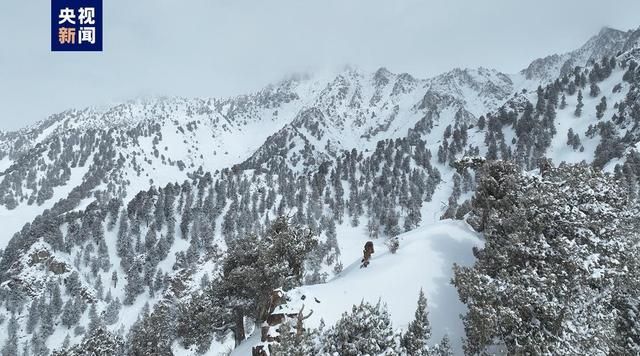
[0,25,639,356]
[520,25,640,86]
[0,62,517,249]
[238,66,513,173]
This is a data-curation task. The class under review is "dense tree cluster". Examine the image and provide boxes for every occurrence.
[270,290,452,356]
[170,217,317,352]
[52,327,124,356]
[454,160,640,355]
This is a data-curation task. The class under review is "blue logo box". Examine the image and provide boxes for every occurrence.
[51,0,102,51]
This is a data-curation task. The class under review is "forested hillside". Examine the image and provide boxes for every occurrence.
[0,25,639,355]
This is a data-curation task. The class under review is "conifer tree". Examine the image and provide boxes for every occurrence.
[590,82,600,97]
[61,298,81,329]
[39,305,54,338]
[26,300,40,334]
[574,90,584,117]
[2,314,19,356]
[221,216,316,345]
[87,303,102,334]
[477,116,486,130]
[50,283,63,315]
[455,161,640,355]
[596,96,607,119]
[323,300,401,355]
[104,298,122,325]
[435,334,453,356]
[402,289,432,355]
[21,341,30,356]
[271,320,317,356]
[62,334,71,351]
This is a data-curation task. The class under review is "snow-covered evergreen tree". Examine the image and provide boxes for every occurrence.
[271,320,318,356]
[53,327,124,356]
[322,300,402,355]
[402,289,432,355]
[434,334,453,356]
[2,314,19,356]
[455,160,640,355]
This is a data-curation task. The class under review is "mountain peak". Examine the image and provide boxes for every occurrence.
[520,26,632,84]
[373,67,393,87]
[598,26,624,36]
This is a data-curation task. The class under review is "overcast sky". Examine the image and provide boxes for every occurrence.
[1,0,639,131]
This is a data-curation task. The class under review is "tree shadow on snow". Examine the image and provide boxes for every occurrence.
[423,232,478,353]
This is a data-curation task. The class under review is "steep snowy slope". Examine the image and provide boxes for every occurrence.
[0,65,515,247]
[519,26,640,86]
[251,221,482,355]
[0,87,318,248]
[188,220,481,356]
[239,66,513,172]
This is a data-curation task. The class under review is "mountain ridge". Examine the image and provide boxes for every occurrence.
[0,25,639,356]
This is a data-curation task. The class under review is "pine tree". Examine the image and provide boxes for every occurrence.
[22,341,30,356]
[596,96,607,119]
[111,271,118,288]
[477,116,486,130]
[30,331,48,356]
[535,86,545,113]
[87,303,102,334]
[104,298,121,325]
[611,252,640,354]
[155,269,166,292]
[62,334,71,351]
[402,289,432,355]
[271,320,317,356]
[61,296,83,329]
[65,271,81,296]
[455,161,640,355]
[221,216,317,345]
[323,300,401,355]
[434,334,453,356]
[486,140,498,160]
[50,283,63,316]
[574,90,584,117]
[572,133,582,150]
[589,82,601,97]
[176,284,228,353]
[26,299,40,334]
[367,218,380,239]
[94,276,104,300]
[53,327,124,356]
[2,314,19,356]
[124,260,145,305]
[567,128,576,148]
[39,304,54,337]
[127,302,175,356]
[387,236,399,254]
[116,213,132,270]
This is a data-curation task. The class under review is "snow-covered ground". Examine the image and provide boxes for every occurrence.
[232,220,483,355]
